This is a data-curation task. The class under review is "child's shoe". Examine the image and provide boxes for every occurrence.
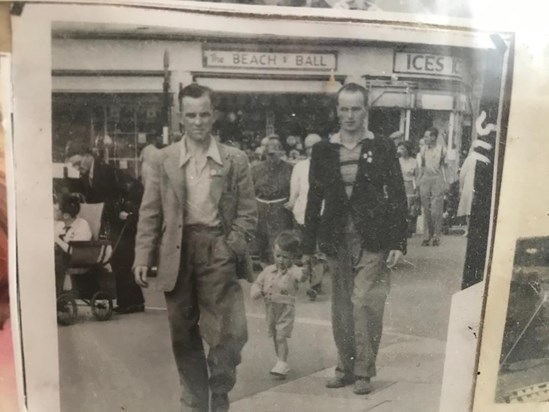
[270,360,290,379]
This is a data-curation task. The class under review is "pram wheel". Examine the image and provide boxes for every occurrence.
[57,293,78,326]
[91,291,113,321]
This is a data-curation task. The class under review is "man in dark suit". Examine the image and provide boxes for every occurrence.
[66,142,145,314]
[302,83,408,395]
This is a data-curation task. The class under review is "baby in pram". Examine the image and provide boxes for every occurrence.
[54,194,92,294]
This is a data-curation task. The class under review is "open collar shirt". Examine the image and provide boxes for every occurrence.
[329,132,371,199]
[179,135,223,227]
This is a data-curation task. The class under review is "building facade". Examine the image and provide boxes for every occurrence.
[51,22,490,181]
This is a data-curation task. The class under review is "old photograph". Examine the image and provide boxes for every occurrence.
[10,2,513,412]
[496,237,549,403]
[141,0,473,17]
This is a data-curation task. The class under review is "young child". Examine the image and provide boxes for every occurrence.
[251,231,307,378]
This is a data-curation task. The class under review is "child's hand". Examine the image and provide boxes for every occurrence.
[250,284,263,300]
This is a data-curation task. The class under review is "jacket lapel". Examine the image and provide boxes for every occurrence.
[350,139,371,202]
[328,142,344,184]
[162,144,185,205]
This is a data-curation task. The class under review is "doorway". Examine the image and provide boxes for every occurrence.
[368,108,401,139]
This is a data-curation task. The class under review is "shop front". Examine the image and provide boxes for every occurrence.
[51,29,486,180]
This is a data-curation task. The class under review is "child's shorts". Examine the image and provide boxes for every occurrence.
[265,301,295,339]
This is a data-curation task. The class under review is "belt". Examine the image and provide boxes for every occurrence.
[256,197,288,204]
[184,224,223,234]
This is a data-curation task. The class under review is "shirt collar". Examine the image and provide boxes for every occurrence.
[329,130,374,145]
[270,264,291,275]
[179,135,223,168]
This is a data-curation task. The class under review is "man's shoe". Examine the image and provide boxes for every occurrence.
[211,393,229,412]
[421,239,431,247]
[306,288,318,301]
[326,375,354,389]
[353,377,372,395]
[432,238,440,247]
[113,304,145,314]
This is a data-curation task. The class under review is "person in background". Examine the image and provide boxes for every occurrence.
[397,141,420,237]
[139,132,165,184]
[417,127,447,247]
[250,232,307,379]
[133,84,257,412]
[66,142,145,314]
[254,136,271,161]
[54,194,93,294]
[303,83,407,395]
[389,130,404,147]
[457,147,477,237]
[285,133,326,300]
[252,135,294,265]
[416,138,426,167]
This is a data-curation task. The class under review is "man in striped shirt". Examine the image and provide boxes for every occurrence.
[303,83,407,395]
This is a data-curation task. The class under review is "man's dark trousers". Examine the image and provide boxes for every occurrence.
[164,226,248,412]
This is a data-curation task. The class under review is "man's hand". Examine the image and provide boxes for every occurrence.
[386,250,403,269]
[119,211,130,221]
[133,266,149,288]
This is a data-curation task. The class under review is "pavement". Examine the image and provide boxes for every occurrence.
[58,232,467,412]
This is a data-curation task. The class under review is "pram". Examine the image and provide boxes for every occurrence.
[56,202,118,325]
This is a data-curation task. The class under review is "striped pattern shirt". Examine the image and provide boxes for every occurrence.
[329,133,371,199]
[340,144,362,198]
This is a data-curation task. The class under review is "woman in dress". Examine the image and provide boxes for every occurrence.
[397,141,419,236]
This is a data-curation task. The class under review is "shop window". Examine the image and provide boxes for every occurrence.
[408,110,435,151]
[52,93,165,178]
[213,93,336,151]
[368,108,401,139]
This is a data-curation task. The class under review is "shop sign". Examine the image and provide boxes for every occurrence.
[394,52,466,79]
[203,49,337,71]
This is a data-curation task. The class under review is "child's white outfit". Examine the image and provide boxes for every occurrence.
[251,263,304,376]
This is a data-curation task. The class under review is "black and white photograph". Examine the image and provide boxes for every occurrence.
[496,237,549,403]
[9,2,515,412]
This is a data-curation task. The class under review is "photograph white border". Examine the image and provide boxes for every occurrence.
[10,2,529,411]
[472,30,549,412]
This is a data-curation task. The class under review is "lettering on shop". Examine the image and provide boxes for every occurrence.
[203,50,337,71]
[393,52,466,79]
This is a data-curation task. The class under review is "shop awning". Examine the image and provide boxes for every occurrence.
[52,75,164,93]
[195,77,342,94]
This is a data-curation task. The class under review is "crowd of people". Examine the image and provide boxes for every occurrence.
[52,82,477,412]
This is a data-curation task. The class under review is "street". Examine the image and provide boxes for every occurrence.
[58,233,466,412]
